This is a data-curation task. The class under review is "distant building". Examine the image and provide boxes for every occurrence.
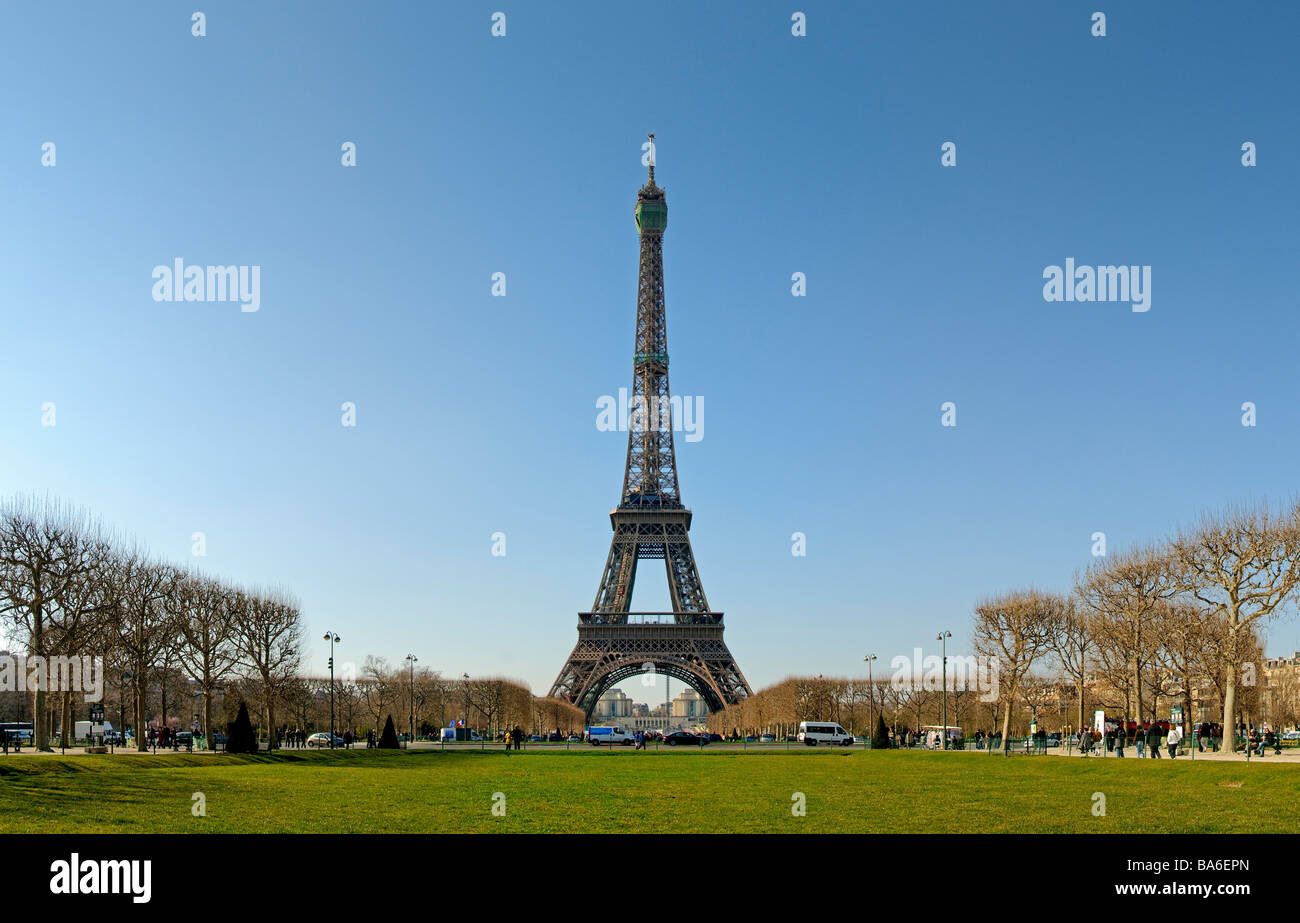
[1263,653,1300,728]
[672,687,708,719]
[590,685,711,731]
[594,688,633,719]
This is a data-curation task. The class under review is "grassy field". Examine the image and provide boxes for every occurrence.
[1,748,1296,833]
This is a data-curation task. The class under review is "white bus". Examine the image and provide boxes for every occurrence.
[798,721,855,747]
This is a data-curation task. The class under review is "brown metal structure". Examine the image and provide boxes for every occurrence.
[549,138,752,716]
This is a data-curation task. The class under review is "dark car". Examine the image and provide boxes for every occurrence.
[706,733,723,743]
[547,732,562,742]
[664,731,705,747]
[174,731,194,749]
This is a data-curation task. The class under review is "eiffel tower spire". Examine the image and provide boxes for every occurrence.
[549,138,751,717]
[623,131,677,508]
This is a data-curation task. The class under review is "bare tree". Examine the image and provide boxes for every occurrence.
[1076,545,1178,726]
[358,657,396,737]
[1048,596,1093,732]
[333,679,362,736]
[972,589,1059,752]
[467,678,507,737]
[1169,502,1300,732]
[0,498,111,750]
[105,551,181,750]
[1018,674,1057,734]
[172,575,239,747]
[1148,599,1219,735]
[231,588,303,749]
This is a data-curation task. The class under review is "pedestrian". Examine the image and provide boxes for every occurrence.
[1166,725,1178,759]
[1135,730,1145,758]
[514,725,523,750]
[1147,723,1161,758]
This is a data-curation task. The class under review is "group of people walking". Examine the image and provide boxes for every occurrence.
[1079,723,1184,758]
[276,727,310,747]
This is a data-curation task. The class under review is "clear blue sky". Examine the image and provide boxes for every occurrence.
[3,1,1299,698]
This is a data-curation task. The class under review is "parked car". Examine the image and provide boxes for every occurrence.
[530,735,544,742]
[306,732,344,748]
[174,731,194,748]
[567,734,582,742]
[706,734,723,743]
[760,733,776,742]
[664,731,705,747]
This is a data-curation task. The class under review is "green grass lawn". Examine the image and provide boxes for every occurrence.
[0,748,1295,833]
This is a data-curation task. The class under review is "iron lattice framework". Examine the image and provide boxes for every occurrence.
[550,138,752,717]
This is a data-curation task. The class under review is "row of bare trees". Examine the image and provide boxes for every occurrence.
[304,658,585,739]
[707,674,1006,738]
[0,496,303,751]
[974,500,1298,743]
[0,497,589,749]
[709,502,1296,742]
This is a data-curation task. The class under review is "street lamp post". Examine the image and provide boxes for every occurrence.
[937,631,951,749]
[324,632,341,747]
[462,673,471,743]
[405,654,418,747]
[863,654,878,743]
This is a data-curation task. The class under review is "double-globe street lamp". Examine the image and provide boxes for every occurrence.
[404,654,418,747]
[863,654,878,743]
[936,631,951,749]
[324,632,341,747]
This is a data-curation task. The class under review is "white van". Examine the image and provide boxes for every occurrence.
[798,721,854,747]
[587,725,634,746]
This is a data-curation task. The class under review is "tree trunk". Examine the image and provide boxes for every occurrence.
[1221,661,1238,749]
[32,614,51,751]
[60,694,72,747]
[135,680,148,751]
[1132,653,1143,725]
[202,688,214,751]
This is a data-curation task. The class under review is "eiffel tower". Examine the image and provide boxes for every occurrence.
[550,136,752,717]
